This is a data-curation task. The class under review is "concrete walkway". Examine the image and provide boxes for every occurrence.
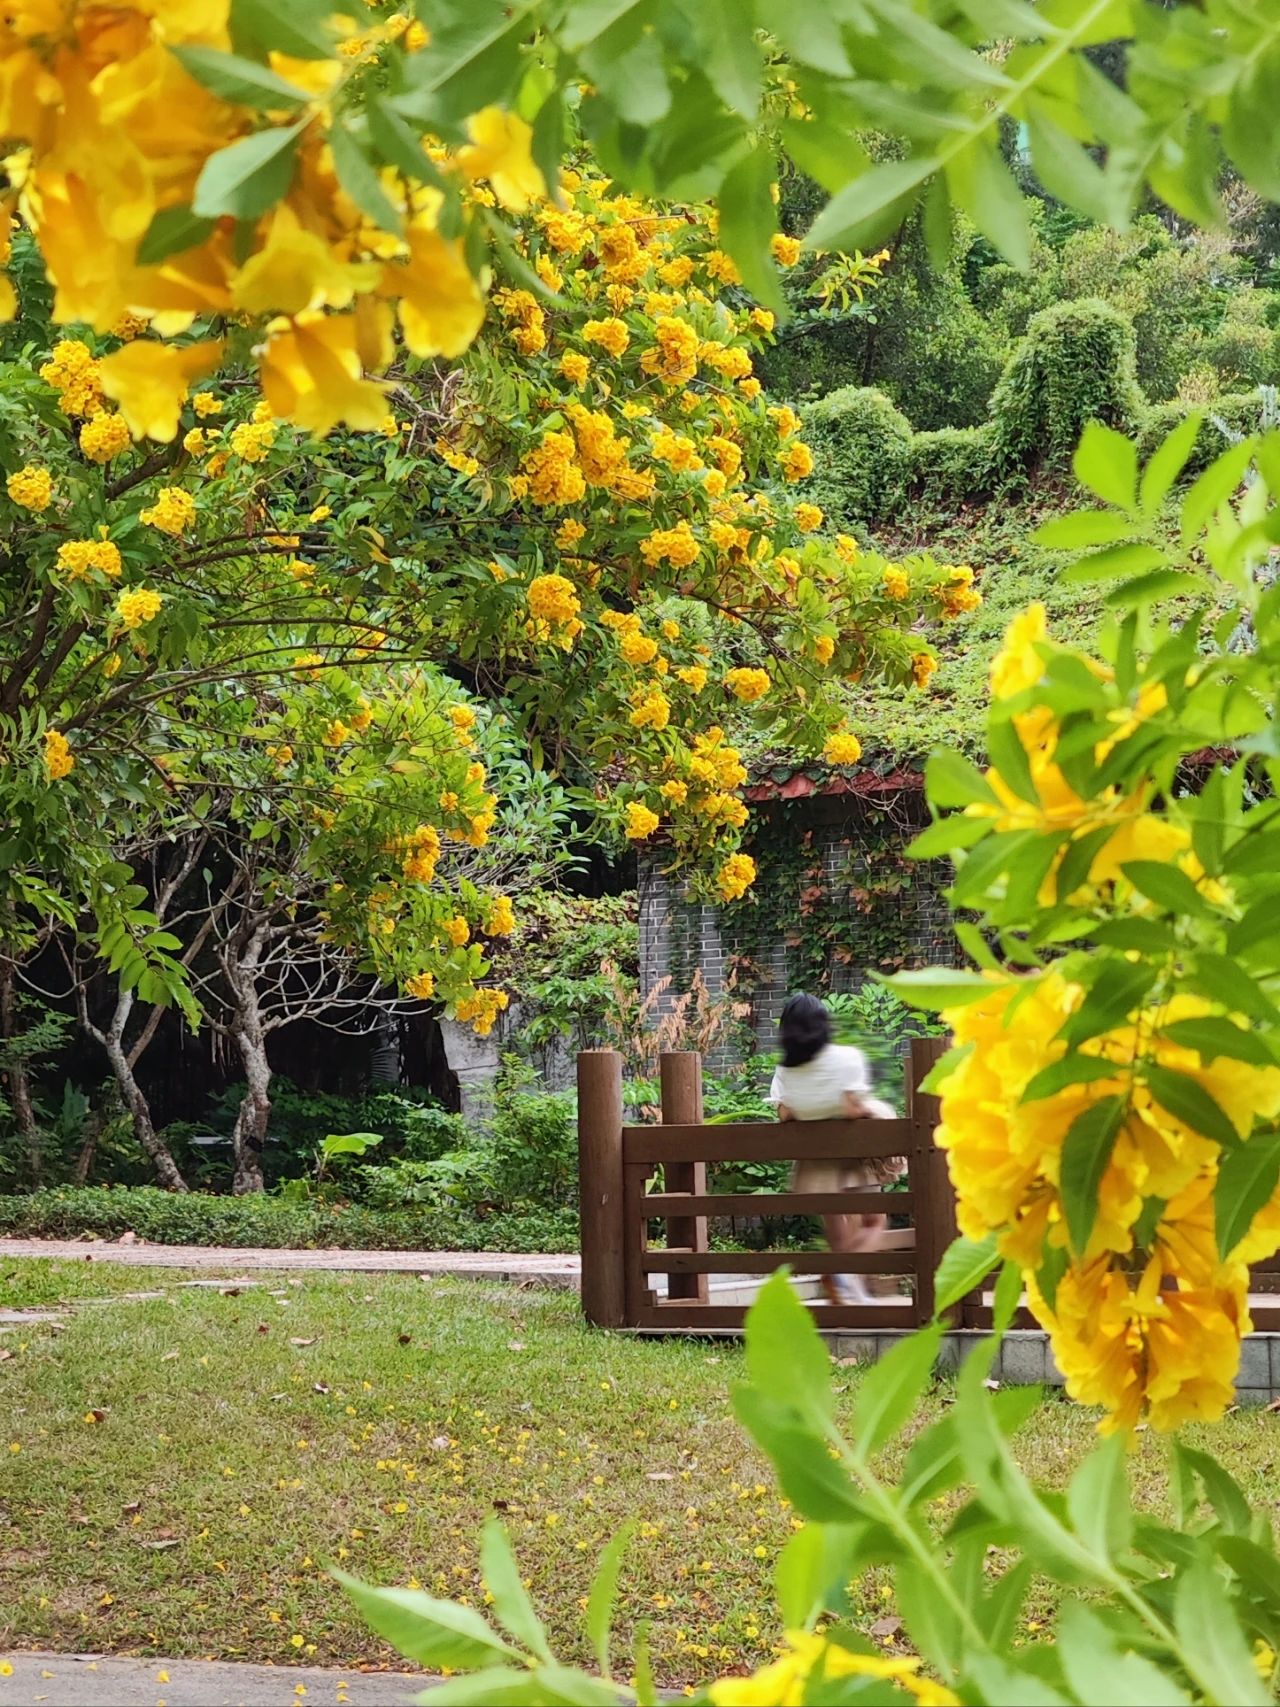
[0,1654,423,1706]
[0,1239,579,1287]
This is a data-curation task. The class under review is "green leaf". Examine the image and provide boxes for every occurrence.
[1059,1095,1125,1254]
[1140,410,1206,514]
[1063,541,1167,585]
[584,1520,634,1678]
[1032,510,1138,548]
[716,146,782,315]
[172,46,310,107]
[895,1556,965,1677]
[877,968,991,1012]
[479,1519,551,1662]
[933,1234,997,1316]
[1181,440,1256,547]
[1025,105,1110,225]
[745,1272,832,1433]
[1161,1016,1275,1068]
[806,157,936,254]
[1175,1444,1251,1534]
[701,0,762,117]
[774,1524,863,1629]
[1216,1534,1280,1614]
[333,1571,520,1670]
[1056,958,1155,1047]
[899,1413,963,1506]
[924,747,998,809]
[329,117,403,235]
[851,1323,942,1458]
[1057,1604,1190,1707]
[1192,952,1280,1025]
[136,204,216,266]
[192,122,304,220]
[1174,1556,1269,1707]
[368,96,446,189]
[1215,1135,1280,1260]
[917,1041,973,1094]
[1145,1065,1239,1148]
[1104,567,1205,610]
[731,1389,867,1522]
[1117,859,1213,918]
[1072,421,1139,512]
[907,813,992,859]
[1023,1053,1121,1102]
[230,0,337,58]
[986,714,1038,806]
[945,139,1029,270]
[1066,1433,1131,1564]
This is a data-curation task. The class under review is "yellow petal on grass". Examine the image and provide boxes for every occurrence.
[98,339,223,442]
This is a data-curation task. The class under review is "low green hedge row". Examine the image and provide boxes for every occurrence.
[0,1186,578,1254]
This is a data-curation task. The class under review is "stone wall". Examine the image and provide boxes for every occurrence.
[639,785,961,1054]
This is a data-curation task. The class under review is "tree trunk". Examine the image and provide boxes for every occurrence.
[72,1102,104,1186]
[103,1028,188,1192]
[230,1024,270,1194]
[0,956,42,1186]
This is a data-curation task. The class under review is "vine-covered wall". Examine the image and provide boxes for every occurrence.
[638,781,962,1053]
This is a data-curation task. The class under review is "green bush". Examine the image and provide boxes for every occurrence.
[0,1185,578,1252]
[1135,391,1265,474]
[486,1057,578,1211]
[906,423,998,509]
[989,297,1147,469]
[803,385,913,528]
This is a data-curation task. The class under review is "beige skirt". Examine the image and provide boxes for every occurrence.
[791,1156,904,1194]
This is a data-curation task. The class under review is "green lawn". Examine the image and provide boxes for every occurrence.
[2,1260,1278,1687]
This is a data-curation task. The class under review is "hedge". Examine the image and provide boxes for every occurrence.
[906,423,998,510]
[1135,391,1265,474]
[0,1186,578,1254]
[803,385,913,529]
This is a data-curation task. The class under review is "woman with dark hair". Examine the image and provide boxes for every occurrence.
[770,993,898,1306]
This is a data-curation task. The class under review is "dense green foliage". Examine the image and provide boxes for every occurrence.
[0,1184,577,1252]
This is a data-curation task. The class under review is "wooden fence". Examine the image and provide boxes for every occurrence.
[576,1037,1003,1332]
[579,1042,1280,1334]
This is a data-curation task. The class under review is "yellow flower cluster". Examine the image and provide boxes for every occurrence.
[778,441,814,482]
[39,339,104,418]
[639,521,700,568]
[115,586,163,629]
[715,852,757,902]
[7,465,53,510]
[640,315,700,385]
[725,667,770,703]
[486,896,516,936]
[79,413,132,463]
[523,432,587,506]
[939,562,981,618]
[823,731,862,765]
[400,825,441,885]
[56,538,122,581]
[496,288,546,356]
[229,420,277,463]
[526,573,584,649]
[582,317,630,357]
[625,801,660,840]
[140,487,196,536]
[43,728,73,780]
[709,1631,957,1707]
[453,987,509,1037]
[405,972,436,1001]
[937,973,1280,1431]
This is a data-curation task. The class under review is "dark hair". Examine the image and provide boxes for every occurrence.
[778,993,831,1068]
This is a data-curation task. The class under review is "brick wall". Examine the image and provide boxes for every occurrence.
[639,789,960,1055]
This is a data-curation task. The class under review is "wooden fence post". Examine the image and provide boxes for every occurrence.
[906,1036,953,1325]
[660,1051,709,1304]
[578,1049,626,1328]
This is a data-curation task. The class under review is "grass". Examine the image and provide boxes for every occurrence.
[3,1260,1280,1687]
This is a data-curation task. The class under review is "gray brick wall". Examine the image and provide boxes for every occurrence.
[639,791,959,1057]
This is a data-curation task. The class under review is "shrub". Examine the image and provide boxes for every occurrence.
[906,423,998,510]
[0,1185,577,1253]
[803,385,913,528]
[486,1057,578,1211]
[1135,390,1265,475]
[989,296,1147,469]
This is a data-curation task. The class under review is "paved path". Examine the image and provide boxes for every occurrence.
[0,1654,423,1706]
[0,1239,579,1287]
